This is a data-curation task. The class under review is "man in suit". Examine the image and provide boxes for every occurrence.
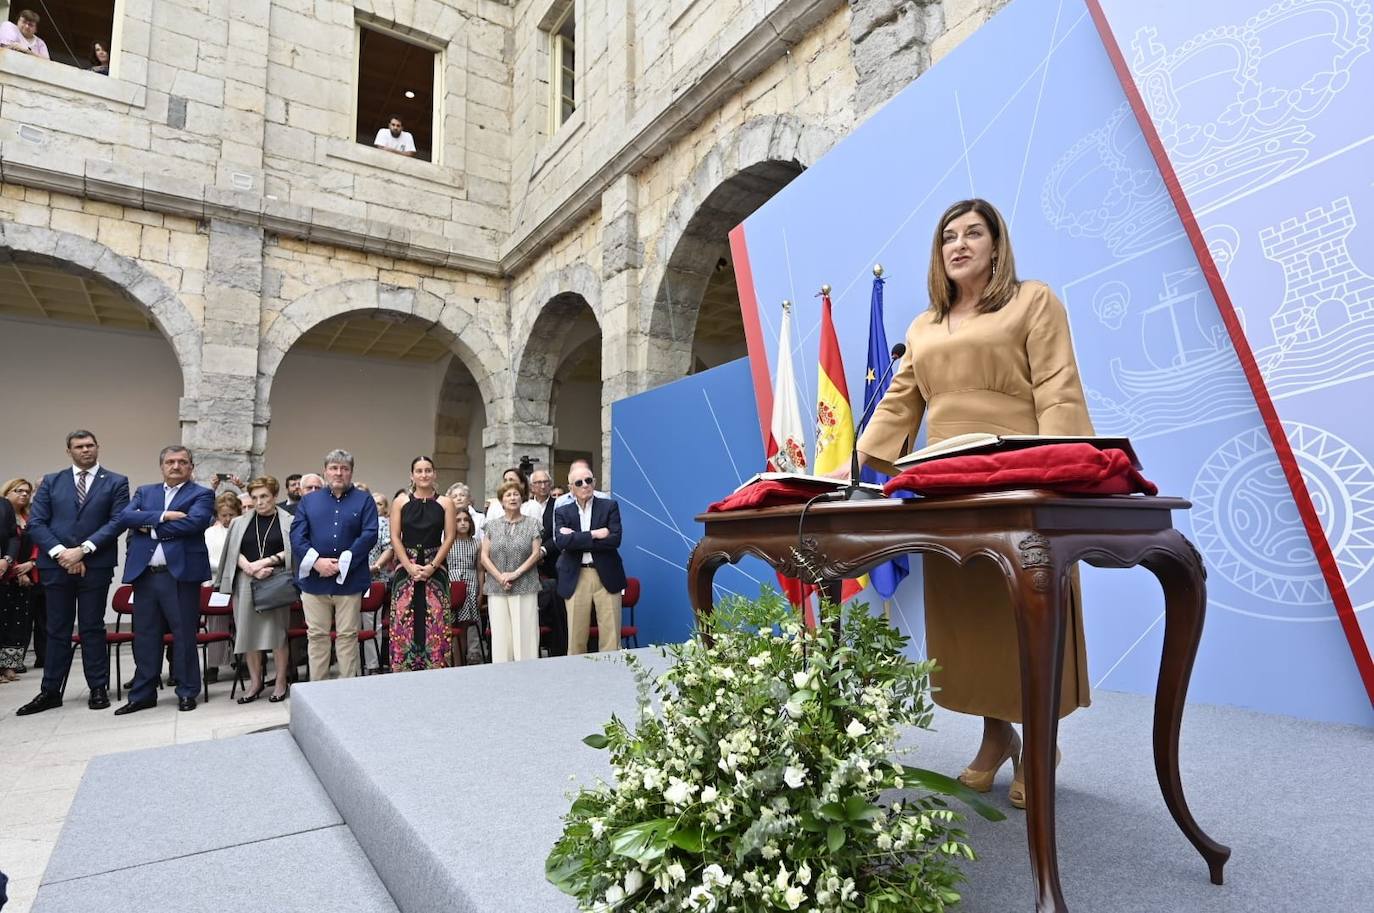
[113,445,214,714]
[553,460,626,655]
[530,468,568,656]
[17,431,130,715]
[282,473,303,516]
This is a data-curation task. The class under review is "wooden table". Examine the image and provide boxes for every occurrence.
[687,490,1230,913]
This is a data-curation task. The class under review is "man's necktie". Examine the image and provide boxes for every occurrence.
[76,471,89,508]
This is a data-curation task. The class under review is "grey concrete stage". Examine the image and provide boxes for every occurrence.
[31,730,397,913]
[32,650,1374,913]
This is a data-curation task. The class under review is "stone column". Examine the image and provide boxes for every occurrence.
[189,220,263,479]
[849,0,944,116]
[482,422,555,500]
[434,359,479,488]
[599,174,644,487]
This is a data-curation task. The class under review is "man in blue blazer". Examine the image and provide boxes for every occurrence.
[113,445,214,714]
[17,430,130,715]
[553,460,627,655]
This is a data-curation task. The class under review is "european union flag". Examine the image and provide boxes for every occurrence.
[858,275,910,599]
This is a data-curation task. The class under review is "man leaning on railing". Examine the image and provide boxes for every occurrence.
[0,9,50,60]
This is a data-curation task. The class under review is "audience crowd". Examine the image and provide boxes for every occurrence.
[2,429,628,718]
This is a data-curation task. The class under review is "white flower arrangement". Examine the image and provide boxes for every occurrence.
[547,591,1003,912]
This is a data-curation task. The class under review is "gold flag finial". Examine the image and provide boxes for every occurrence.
[820,283,832,295]
[781,299,792,312]
[873,264,884,277]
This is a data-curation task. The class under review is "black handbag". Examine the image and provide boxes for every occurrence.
[251,568,298,613]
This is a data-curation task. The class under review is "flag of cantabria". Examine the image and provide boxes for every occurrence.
[766,300,815,611]
[768,301,807,473]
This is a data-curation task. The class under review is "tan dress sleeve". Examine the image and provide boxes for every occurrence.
[856,318,926,463]
[1024,283,1095,436]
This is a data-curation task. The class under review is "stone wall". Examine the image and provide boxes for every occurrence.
[2,0,1013,485]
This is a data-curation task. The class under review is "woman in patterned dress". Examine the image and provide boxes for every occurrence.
[480,480,542,662]
[388,457,457,671]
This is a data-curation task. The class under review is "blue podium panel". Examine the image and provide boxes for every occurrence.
[725,0,1372,723]
[610,359,782,645]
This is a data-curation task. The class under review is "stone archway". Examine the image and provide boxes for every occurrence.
[509,264,605,475]
[639,114,840,386]
[257,280,504,473]
[0,222,202,399]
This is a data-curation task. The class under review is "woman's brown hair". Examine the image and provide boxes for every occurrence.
[927,198,1019,323]
[495,480,525,505]
[246,476,279,497]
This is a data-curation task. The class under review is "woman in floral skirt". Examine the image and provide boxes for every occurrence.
[388,457,457,671]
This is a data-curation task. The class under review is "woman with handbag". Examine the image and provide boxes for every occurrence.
[215,476,295,704]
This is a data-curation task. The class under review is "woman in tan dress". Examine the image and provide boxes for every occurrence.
[856,198,1092,809]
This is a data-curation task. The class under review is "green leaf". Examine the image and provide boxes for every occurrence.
[569,793,602,817]
[545,851,587,895]
[668,824,704,853]
[817,801,846,822]
[827,822,846,853]
[902,765,1007,821]
[843,794,884,823]
[582,732,610,749]
[609,819,673,863]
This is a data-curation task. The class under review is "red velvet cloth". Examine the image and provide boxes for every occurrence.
[882,443,1157,497]
[708,479,837,512]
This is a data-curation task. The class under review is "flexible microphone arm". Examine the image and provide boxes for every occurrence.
[841,342,907,501]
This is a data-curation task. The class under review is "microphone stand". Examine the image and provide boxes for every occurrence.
[839,342,906,501]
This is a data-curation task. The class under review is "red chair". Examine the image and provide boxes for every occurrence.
[359,580,387,674]
[156,587,232,701]
[588,576,642,649]
[199,587,238,699]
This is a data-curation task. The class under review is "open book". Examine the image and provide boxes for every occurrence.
[733,472,886,495]
[895,433,1141,470]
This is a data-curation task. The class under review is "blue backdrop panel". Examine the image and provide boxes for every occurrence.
[1094,0,1374,711]
[729,0,1372,724]
[610,359,781,645]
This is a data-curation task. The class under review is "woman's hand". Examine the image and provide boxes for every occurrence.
[252,565,274,580]
[15,561,34,576]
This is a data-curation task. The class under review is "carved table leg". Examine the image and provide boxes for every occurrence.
[1142,531,1231,885]
[686,540,726,624]
[1008,533,1070,913]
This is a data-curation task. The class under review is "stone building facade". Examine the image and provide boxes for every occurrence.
[0,0,1008,486]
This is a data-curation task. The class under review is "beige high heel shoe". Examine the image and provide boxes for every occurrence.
[1008,746,1062,809]
[957,730,1022,793]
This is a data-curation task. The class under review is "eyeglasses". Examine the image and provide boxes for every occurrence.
[571,477,595,488]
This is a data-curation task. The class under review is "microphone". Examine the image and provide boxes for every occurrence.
[841,342,907,501]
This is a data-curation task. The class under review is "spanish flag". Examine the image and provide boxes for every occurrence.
[814,287,866,601]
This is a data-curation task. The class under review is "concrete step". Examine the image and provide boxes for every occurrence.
[32,729,397,913]
[288,653,654,913]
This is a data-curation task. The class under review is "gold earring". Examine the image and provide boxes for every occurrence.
[991,259,998,280]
